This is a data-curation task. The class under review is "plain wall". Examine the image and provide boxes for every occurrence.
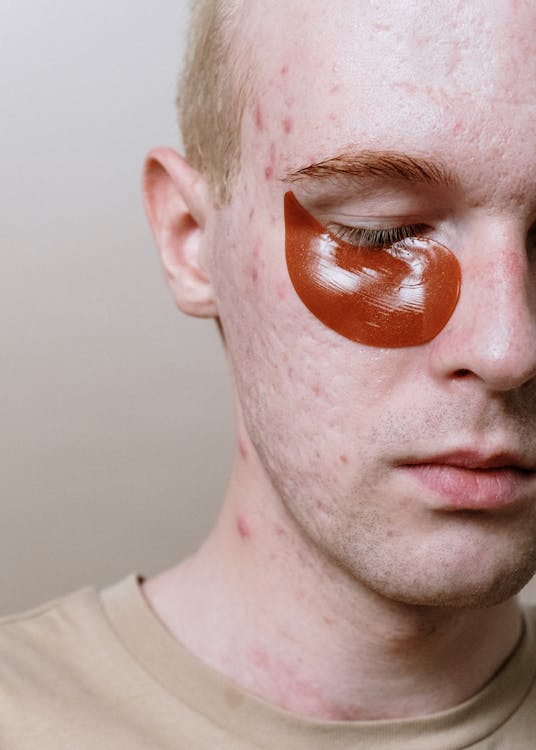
[1,1,535,614]
[1,0,233,614]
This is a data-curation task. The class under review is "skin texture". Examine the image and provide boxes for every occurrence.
[143,0,536,721]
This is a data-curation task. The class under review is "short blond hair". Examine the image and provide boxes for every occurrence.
[178,0,250,203]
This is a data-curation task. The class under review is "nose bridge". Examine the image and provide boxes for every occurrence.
[436,228,536,390]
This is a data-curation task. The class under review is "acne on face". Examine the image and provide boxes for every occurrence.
[207,0,536,606]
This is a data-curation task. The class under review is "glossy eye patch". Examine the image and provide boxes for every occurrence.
[284,191,461,348]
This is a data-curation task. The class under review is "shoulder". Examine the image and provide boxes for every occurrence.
[0,583,140,748]
[0,586,103,706]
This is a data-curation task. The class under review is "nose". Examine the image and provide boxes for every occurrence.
[430,230,536,392]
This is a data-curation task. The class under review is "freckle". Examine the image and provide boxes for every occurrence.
[255,103,264,131]
[239,438,249,460]
[280,64,288,76]
[237,515,252,540]
[248,207,255,222]
[287,367,293,379]
[282,116,293,134]
[264,165,274,180]
[339,454,349,464]
[387,529,395,538]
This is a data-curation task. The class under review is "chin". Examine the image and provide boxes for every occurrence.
[379,569,535,610]
[335,517,536,610]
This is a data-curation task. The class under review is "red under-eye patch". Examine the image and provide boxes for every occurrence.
[284,191,461,348]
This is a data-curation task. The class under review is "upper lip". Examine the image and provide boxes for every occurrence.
[403,450,536,472]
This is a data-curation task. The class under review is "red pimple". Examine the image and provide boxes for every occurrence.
[275,524,286,537]
[255,103,264,131]
[248,207,255,222]
[264,165,274,180]
[280,64,289,76]
[312,383,321,396]
[251,267,259,283]
[287,367,294,379]
[282,116,294,134]
[236,515,252,540]
[339,454,349,464]
[316,500,327,513]
[330,84,341,94]
[239,438,249,460]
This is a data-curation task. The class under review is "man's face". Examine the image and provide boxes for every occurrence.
[205,0,536,607]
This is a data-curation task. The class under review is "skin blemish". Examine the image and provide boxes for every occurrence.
[282,116,294,134]
[339,454,349,464]
[248,207,255,223]
[330,84,341,94]
[328,112,338,122]
[265,165,274,180]
[251,267,259,283]
[372,22,392,31]
[284,192,462,348]
[287,367,294,379]
[280,64,289,76]
[312,384,322,396]
[255,103,264,131]
[239,437,249,461]
[236,515,252,540]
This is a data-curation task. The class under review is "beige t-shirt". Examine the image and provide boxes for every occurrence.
[0,575,535,749]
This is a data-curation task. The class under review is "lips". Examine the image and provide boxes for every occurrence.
[400,451,536,511]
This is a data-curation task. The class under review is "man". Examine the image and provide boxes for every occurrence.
[2,0,536,747]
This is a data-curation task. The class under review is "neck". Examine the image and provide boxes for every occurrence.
[143,437,523,721]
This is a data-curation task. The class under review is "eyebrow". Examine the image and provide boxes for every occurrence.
[284,149,457,187]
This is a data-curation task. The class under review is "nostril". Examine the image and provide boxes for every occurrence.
[454,369,472,379]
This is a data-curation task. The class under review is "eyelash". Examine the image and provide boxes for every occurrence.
[327,222,429,248]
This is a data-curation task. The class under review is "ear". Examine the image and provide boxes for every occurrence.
[142,147,217,317]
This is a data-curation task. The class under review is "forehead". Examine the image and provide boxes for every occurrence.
[240,0,536,196]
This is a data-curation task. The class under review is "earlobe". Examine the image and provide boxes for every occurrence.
[142,147,218,318]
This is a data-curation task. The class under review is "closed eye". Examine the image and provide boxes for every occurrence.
[326,222,430,248]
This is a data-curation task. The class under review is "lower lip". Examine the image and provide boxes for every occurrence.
[401,463,534,510]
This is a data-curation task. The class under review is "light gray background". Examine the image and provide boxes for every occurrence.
[1,1,534,614]
[1,0,233,613]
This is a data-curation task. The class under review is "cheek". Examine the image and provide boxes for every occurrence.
[284,192,461,348]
